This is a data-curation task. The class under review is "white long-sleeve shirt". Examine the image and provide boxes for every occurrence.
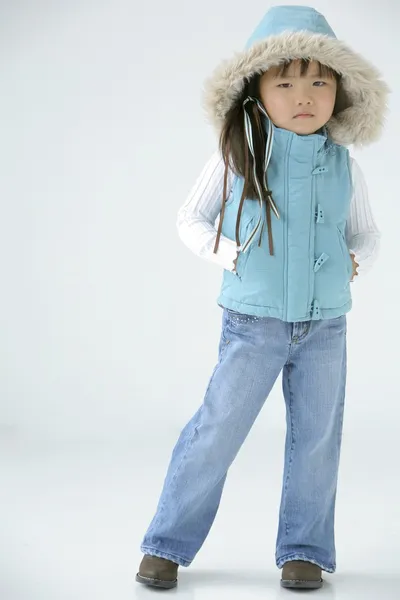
[177,150,380,277]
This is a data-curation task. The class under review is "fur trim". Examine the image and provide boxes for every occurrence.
[203,31,389,146]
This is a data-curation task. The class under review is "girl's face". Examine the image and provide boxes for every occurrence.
[259,60,337,135]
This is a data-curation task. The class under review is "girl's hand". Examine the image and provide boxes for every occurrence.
[233,252,240,273]
[350,253,359,281]
[233,251,239,273]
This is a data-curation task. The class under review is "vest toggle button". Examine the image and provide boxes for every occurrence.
[314,252,329,272]
[315,204,325,223]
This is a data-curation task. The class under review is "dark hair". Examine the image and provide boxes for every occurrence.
[213,59,341,256]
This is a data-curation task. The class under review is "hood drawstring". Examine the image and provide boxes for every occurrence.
[242,97,279,255]
[213,97,280,259]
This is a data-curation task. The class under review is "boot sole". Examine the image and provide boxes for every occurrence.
[135,573,177,589]
[281,578,323,590]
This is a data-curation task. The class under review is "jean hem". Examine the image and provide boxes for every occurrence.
[276,553,335,573]
[140,546,192,567]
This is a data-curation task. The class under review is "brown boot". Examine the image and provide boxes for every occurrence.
[281,560,323,589]
[136,555,179,589]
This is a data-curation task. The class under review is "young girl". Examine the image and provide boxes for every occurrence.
[136,5,388,590]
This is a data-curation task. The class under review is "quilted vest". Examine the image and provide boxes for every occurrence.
[217,125,353,322]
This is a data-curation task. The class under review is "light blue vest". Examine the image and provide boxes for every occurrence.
[217,125,353,322]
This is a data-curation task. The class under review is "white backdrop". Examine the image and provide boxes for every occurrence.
[1,1,399,599]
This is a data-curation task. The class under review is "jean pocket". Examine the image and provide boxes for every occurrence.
[225,308,261,326]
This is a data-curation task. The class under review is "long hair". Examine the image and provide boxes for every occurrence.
[213,59,341,256]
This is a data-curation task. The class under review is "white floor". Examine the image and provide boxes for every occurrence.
[1,432,398,600]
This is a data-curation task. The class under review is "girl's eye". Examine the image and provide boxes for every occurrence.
[277,81,327,88]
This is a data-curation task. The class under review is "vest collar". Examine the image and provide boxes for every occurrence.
[268,121,330,154]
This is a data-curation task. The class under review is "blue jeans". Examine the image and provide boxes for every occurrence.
[140,309,347,573]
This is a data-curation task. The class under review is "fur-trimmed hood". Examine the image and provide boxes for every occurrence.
[203,5,389,146]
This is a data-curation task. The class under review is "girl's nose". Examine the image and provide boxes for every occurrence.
[297,97,313,105]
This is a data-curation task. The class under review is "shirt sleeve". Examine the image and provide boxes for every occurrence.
[346,157,381,277]
[176,149,238,271]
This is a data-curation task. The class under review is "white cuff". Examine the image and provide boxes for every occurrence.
[207,237,239,272]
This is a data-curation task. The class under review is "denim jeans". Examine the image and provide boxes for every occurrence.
[140,309,347,573]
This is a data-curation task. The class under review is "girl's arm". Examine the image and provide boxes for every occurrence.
[176,150,238,271]
[177,152,380,277]
[346,158,381,276]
